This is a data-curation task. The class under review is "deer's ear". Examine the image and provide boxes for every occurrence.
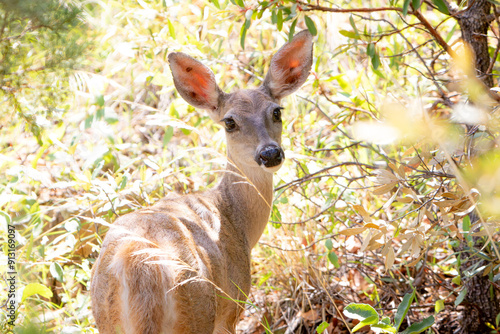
[168,52,221,111]
[262,30,313,100]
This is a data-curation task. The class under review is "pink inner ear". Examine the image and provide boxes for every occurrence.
[276,39,307,72]
[177,59,212,100]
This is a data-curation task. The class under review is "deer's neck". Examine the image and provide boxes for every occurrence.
[214,159,274,249]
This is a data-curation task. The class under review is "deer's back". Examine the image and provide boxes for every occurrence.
[90,193,251,333]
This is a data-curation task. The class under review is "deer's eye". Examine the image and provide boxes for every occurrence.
[272,107,283,122]
[223,117,238,132]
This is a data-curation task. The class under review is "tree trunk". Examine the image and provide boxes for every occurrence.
[454,2,499,332]
[455,215,499,334]
[456,0,494,88]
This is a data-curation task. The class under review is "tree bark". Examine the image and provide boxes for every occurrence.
[455,0,494,88]
[453,3,499,332]
[455,219,499,334]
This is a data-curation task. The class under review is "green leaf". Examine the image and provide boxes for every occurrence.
[22,283,53,303]
[211,0,220,9]
[339,30,360,40]
[367,43,375,57]
[463,215,472,242]
[271,204,282,222]
[432,0,449,15]
[304,15,317,36]
[316,321,330,333]
[373,68,386,79]
[344,303,379,322]
[234,0,244,8]
[167,19,176,38]
[277,9,283,31]
[402,0,411,15]
[95,94,105,107]
[395,290,415,331]
[25,233,33,261]
[325,238,333,251]
[163,126,174,146]
[400,315,435,334]
[0,210,12,225]
[435,299,445,314]
[371,322,397,333]
[412,0,421,10]
[455,287,467,306]
[288,18,297,41]
[328,251,340,268]
[349,15,359,36]
[240,21,248,49]
[452,275,461,285]
[50,262,64,282]
[352,315,379,332]
[371,51,381,70]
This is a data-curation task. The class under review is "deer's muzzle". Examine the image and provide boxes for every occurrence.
[257,145,285,168]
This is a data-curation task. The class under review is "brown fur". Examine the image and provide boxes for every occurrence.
[90,31,313,334]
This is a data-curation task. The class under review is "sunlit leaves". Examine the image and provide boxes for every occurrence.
[435,299,445,314]
[22,283,53,303]
[344,291,434,334]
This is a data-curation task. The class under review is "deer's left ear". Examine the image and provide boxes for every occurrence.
[262,30,314,100]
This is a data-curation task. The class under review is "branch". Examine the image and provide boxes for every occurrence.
[299,3,403,14]
[299,2,454,57]
[411,9,454,56]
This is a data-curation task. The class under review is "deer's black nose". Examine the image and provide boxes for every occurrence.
[257,145,284,168]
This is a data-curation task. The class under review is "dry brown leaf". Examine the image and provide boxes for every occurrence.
[339,226,367,236]
[395,196,414,203]
[433,199,458,208]
[373,182,396,195]
[385,245,395,270]
[374,169,399,184]
[407,155,421,170]
[352,204,372,222]
[397,164,406,179]
[406,252,424,267]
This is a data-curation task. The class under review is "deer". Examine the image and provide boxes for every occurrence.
[90,30,313,334]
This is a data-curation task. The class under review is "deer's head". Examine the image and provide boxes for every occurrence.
[168,31,313,174]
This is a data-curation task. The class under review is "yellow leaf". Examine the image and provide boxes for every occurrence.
[364,222,380,229]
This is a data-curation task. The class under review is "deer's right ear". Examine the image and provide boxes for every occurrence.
[168,52,222,112]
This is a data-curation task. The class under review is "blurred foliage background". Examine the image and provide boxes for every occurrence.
[1,0,500,333]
